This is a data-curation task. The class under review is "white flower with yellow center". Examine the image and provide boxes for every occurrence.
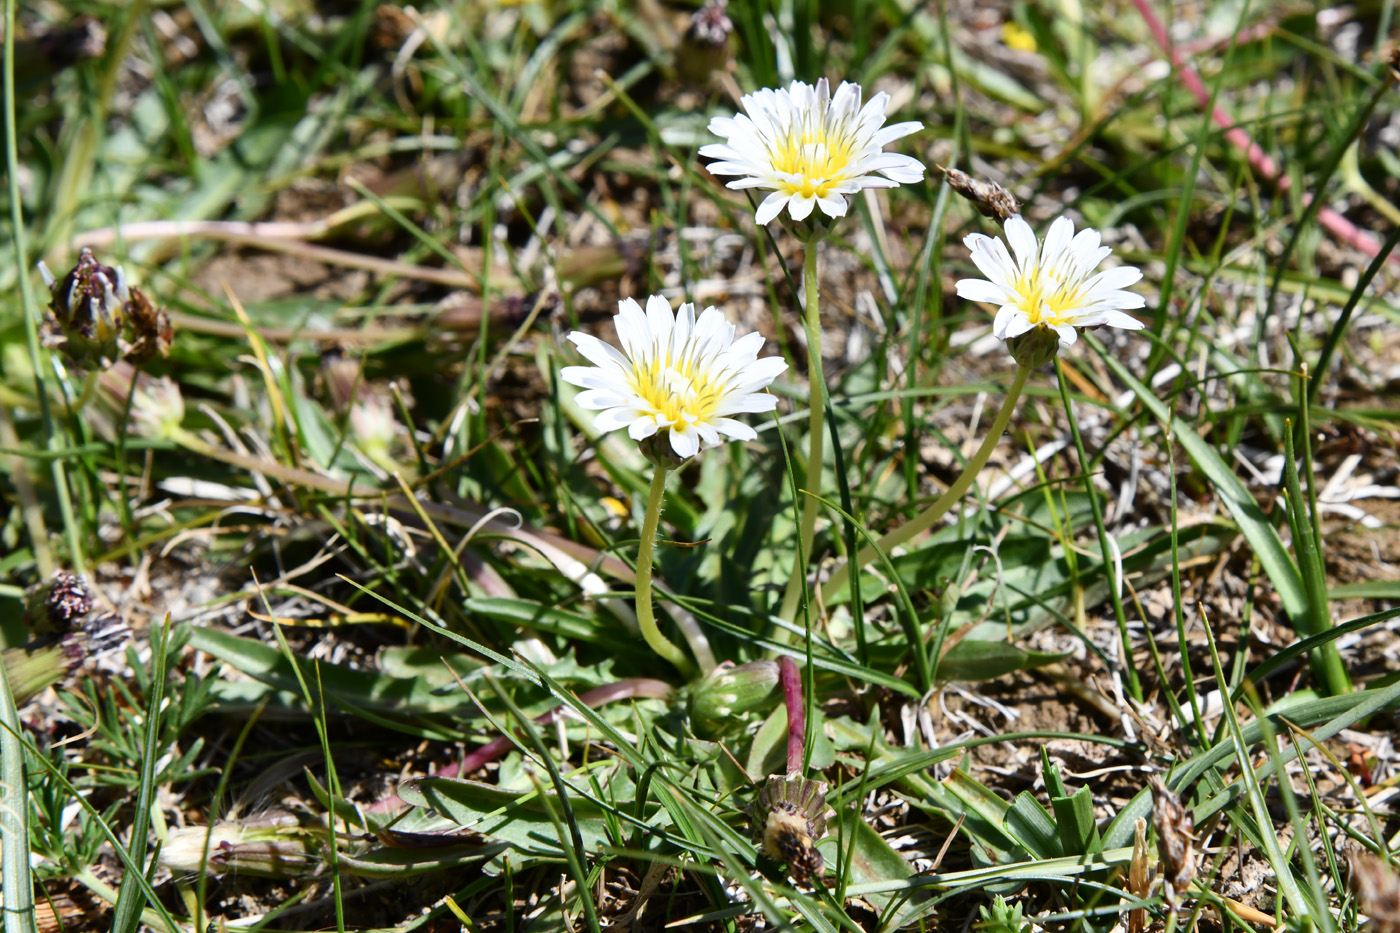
[700,78,924,226]
[562,296,787,460]
[956,214,1146,350]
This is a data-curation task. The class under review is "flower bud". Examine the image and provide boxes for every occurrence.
[688,660,780,736]
[130,376,185,441]
[750,774,829,884]
[1005,325,1061,370]
[637,431,693,470]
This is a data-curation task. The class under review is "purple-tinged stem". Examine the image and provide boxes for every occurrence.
[1130,0,1399,266]
[779,656,804,777]
[370,678,673,813]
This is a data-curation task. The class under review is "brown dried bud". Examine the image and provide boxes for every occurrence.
[938,165,1020,224]
[1149,775,1196,912]
[751,774,828,884]
[42,571,94,632]
[38,248,171,369]
[1350,850,1400,933]
[678,0,734,87]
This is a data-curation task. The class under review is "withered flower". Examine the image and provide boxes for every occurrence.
[38,248,171,369]
[1149,775,1196,912]
[750,774,828,884]
[938,165,1020,224]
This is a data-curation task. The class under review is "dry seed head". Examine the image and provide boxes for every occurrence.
[751,774,829,884]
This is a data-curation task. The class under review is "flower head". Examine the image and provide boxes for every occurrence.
[38,248,172,369]
[955,215,1145,366]
[561,296,786,463]
[700,78,923,227]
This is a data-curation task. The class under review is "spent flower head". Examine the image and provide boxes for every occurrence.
[700,78,923,229]
[561,296,786,464]
[955,214,1145,368]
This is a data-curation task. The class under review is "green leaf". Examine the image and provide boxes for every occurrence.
[1049,786,1102,856]
[1004,792,1061,859]
[937,640,1071,682]
[1093,337,1308,622]
[822,804,926,926]
[397,776,626,866]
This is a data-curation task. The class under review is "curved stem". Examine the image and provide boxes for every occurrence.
[777,244,826,629]
[636,465,694,677]
[821,364,1031,603]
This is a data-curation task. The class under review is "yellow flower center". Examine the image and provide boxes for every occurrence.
[1014,268,1085,327]
[629,352,725,427]
[769,126,853,199]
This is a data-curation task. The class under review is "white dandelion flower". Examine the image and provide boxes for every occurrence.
[561,296,787,461]
[955,214,1147,355]
[699,78,924,227]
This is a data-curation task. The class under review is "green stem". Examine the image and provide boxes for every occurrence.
[0,630,36,933]
[777,243,827,628]
[6,0,81,577]
[636,466,693,678]
[820,364,1031,604]
[1054,360,1143,702]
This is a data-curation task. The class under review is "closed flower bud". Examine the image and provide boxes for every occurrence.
[129,376,185,441]
[688,660,781,736]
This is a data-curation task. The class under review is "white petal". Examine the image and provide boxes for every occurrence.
[714,418,758,441]
[1004,216,1039,271]
[993,305,1030,340]
[1053,324,1079,348]
[1098,309,1146,330]
[669,426,700,459]
[596,407,643,433]
[788,193,817,221]
[816,194,848,218]
[955,278,1009,304]
[755,191,789,225]
[566,332,630,371]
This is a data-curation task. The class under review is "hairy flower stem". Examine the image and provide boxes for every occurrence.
[777,243,826,631]
[638,466,694,677]
[779,656,805,776]
[821,364,1031,603]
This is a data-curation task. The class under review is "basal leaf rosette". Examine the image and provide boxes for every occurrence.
[700,78,924,231]
[561,295,787,465]
[955,214,1146,368]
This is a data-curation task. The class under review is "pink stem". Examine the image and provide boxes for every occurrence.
[779,656,804,777]
[1130,0,1399,265]
[367,678,673,813]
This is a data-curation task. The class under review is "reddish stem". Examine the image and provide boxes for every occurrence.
[368,678,673,813]
[779,656,805,777]
[1130,0,1399,265]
